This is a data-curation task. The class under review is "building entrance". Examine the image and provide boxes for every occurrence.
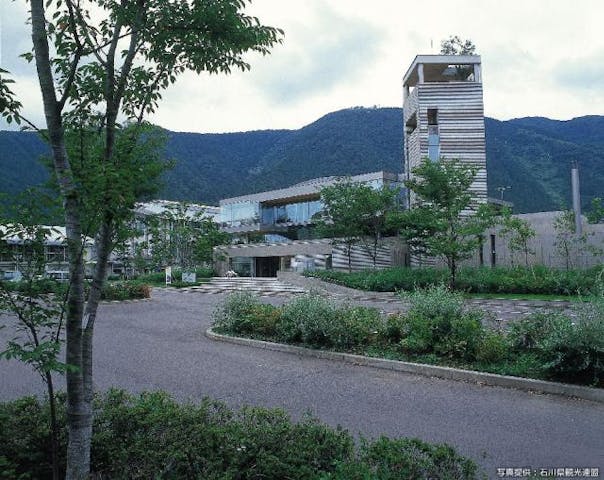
[255,256,280,277]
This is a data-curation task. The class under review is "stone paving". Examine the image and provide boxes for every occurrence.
[179,275,575,324]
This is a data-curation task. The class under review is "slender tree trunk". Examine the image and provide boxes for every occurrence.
[347,243,352,273]
[30,2,89,478]
[45,371,60,480]
[448,257,457,290]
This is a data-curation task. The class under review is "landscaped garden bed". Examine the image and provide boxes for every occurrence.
[304,266,603,297]
[212,287,604,388]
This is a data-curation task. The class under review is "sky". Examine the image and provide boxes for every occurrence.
[1,0,603,134]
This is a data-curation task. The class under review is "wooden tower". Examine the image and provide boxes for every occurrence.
[402,55,487,207]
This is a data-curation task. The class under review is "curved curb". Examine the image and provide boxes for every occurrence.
[100,297,152,305]
[206,328,603,404]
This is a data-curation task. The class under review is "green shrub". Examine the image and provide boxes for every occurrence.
[507,312,569,351]
[476,331,509,364]
[325,437,478,480]
[275,294,384,350]
[330,306,383,350]
[437,313,484,360]
[3,278,67,295]
[381,313,407,343]
[247,303,281,336]
[507,298,604,385]
[536,299,604,386]
[0,390,478,479]
[398,286,487,361]
[277,294,341,346]
[101,282,151,301]
[211,291,264,335]
[305,266,603,296]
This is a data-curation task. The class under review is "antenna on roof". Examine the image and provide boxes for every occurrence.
[430,38,434,53]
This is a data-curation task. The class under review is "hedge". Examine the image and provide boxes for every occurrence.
[0,390,478,479]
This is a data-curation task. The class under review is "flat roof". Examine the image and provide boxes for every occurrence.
[220,171,402,206]
[403,54,481,87]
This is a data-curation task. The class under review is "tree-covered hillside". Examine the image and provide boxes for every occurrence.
[1,108,602,213]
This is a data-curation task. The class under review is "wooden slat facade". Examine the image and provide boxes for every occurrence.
[403,79,488,206]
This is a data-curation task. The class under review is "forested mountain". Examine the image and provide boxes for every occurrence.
[1,108,602,213]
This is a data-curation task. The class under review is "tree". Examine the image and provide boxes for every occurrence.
[398,158,496,288]
[500,210,536,267]
[1,1,282,477]
[587,197,604,224]
[553,210,601,269]
[439,36,477,80]
[314,181,364,273]
[0,191,67,480]
[145,202,229,271]
[314,180,401,271]
[440,36,477,55]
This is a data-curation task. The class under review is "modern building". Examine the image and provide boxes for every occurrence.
[215,171,406,276]
[403,54,487,208]
[0,225,94,281]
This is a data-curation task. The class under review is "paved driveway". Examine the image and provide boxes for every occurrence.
[1,289,603,478]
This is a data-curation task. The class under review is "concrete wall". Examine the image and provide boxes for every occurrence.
[474,211,604,269]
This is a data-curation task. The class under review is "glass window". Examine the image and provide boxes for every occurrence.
[428,125,440,161]
[222,201,259,226]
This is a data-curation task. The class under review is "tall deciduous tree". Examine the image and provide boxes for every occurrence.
[2,1,282,477]
[315,180,402,271]
[145,202,229,271]
[399,158,495,288]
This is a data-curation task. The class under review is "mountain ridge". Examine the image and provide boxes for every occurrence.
[1,107,602,213]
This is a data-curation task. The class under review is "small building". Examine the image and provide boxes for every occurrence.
[215,171,405,277]
[403,54,487,207]
[0,225,94,281]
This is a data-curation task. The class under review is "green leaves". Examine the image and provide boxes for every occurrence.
[400,158,496,286]
[0,69,23,126]
[315,179,403,268]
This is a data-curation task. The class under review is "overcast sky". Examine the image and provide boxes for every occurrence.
[1,0,603,133]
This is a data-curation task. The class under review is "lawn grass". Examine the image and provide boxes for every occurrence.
[462,292,581,302]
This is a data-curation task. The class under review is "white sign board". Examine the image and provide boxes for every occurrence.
[165,266,172,285]
[182,272,196,283]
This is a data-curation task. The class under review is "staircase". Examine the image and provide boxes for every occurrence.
[186,277,307,296]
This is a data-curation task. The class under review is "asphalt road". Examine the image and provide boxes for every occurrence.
[1,289,603,478]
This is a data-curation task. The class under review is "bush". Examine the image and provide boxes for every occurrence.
[398,285,487,361]
[0,390,478,479]
[275,294,384,350]
[507,298,604,385]
[507,312,570,351]
[305,266,603,296]
[131,267,214,286]
[2,278,67,295]
[212,291,265,335]
[325,437,478,480]
[475,331,509,364]
[536,299,604,386]
[277,294,342,346]
[330,306,383,350]
[382,314,407,343]
[100,282,151,301]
